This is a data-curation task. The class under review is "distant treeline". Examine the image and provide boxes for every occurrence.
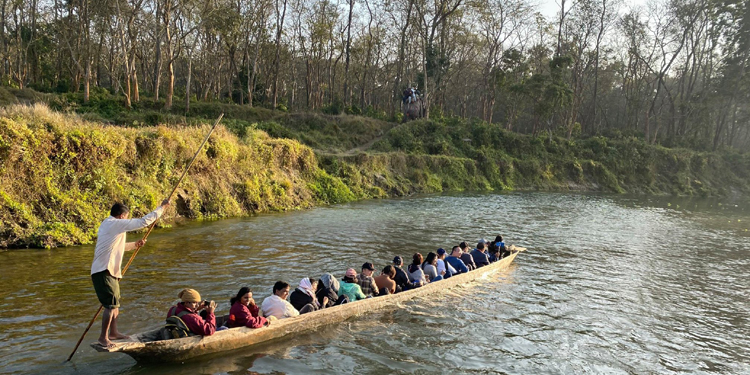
[1,0,748,150]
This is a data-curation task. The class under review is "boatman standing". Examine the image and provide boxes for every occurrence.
[90,199,169,348]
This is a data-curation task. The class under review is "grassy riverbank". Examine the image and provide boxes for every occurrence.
[1,88,748,248]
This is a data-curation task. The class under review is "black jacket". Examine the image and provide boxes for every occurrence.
[289,289,315,312]
[461,252,477,270]
[393,266,409,290]
[315,284,338,308]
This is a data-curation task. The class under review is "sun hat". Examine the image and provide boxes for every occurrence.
[178,288,201,303]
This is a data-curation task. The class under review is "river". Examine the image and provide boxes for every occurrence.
[0,192,748,374]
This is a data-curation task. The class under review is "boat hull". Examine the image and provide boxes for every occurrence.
[92,250,519,363]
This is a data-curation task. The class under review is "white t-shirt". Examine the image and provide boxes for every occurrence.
[261,294,300,319]
[90,206,164,278]
[436,259,456,275]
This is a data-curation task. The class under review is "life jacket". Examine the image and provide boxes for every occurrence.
[161,307,194,340]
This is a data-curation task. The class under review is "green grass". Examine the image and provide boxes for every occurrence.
[0,104,356,248]
[1,88,748,248]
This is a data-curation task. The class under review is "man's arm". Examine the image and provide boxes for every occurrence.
[114,199,170,232]
[456,259,469,273]
[124,239,146,252]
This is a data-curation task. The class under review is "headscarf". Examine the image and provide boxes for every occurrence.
[319,273,340,294]
[298,278,320,308]
[299,278,315,297]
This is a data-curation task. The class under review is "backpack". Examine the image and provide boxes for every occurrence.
[160,309,192,340]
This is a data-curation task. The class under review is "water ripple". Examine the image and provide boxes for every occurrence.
[0,192,748,374]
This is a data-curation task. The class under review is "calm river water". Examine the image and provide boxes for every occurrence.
[0,192,749,375]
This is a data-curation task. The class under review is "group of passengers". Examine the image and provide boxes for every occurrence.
[163,236,510,338]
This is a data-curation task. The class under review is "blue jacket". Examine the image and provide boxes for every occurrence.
[471,249,490,268]
[445,256,469,274]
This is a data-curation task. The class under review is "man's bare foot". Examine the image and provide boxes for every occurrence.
[98,338,116,349]
[108,333,130,340]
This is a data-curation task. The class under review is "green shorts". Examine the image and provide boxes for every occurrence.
[91,270,120,309]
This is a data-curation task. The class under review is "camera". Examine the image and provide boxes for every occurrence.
[203,300,210,307]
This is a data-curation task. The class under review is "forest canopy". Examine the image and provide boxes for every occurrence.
[1,0,748,151]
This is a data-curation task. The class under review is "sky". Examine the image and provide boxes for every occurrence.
[537,0,649,19]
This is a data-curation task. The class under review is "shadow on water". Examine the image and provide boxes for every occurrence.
[1,192,749,374]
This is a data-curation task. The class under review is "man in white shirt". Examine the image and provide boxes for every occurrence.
[91,200,169,348]
[436,248,457,278]
[261,281,300,319]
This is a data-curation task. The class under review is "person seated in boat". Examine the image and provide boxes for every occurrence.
[227,287,271,329]
[290,277,325,314]
[459,241,477,271]
[493,235,510,259]
[373,265,397,295]
[407,253,427,287]
[357,262,380,298]
[471,241,490,268]
[488,245,500,263]
[166,288,217,336]
[436,248,456,278]
[317,273,348,307]
[261,281,302,319]
[421,252,443,282]
[392,256,410,292]
[339,268,367,302]
[446,246,470,274]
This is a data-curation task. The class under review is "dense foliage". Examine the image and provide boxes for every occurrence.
[1,0,748,150]
[1,100,748,249]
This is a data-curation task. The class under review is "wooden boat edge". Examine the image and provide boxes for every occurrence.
[90,248,521,362]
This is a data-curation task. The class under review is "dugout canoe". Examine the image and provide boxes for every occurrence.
[91,246,524,363]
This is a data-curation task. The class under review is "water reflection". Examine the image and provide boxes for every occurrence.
[0,192,748,374]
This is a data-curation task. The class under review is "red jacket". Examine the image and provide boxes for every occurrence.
[167,303,216,336]
[227,301,268,328]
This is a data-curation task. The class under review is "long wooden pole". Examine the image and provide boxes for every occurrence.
[66,114,224,362]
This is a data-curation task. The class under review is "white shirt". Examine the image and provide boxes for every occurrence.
[261,295,299,319]
[90,207,164,278]
[437,259,456,275]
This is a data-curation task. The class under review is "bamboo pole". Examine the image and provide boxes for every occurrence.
[66,113,224,362]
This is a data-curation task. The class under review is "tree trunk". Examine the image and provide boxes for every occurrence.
[343,0,354,106]
[392,1,413,117]
[249,36,261,108]
[153,1,162,101]
[84,58,91,103]
[271,0,287,109]
[185,53,192,113]
[132,65,139,102]
[163,0,174,110]
[0,0,6,78]
[360,0,373,111]
[422,32,429,119]
[556,0,565,56]
[83,0,90,103]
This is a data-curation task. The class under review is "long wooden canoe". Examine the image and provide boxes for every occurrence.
[92,246,523,363]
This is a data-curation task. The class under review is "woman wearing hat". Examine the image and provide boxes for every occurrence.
[165,288,217,336]
[338,269,367,302]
